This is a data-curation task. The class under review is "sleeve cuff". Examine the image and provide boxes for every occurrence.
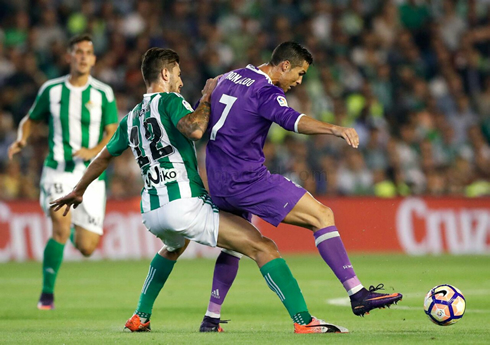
[294,114,306,133]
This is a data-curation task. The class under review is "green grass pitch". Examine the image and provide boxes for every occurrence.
[1,254,489,344]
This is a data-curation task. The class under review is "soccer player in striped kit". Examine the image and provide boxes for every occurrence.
[8,34,118,309]
[50,47,349,334]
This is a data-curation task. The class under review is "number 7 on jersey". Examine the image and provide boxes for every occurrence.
[210,94,237,141]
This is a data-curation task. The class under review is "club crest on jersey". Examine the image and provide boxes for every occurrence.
[182,100,194,112]
[277,96,288,107]
[85,100,100,110]
[145,166,178,188]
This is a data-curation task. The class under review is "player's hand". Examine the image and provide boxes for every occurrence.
[50,191,83,217]
[332,126,359,148]
[201,75,222,101]
[73,148,97,161]
[8,140,26,159]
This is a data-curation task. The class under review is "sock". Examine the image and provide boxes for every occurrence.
[135,254,176,319]
[314,226,363,296]
[42,238,65,294]
[205,251,240,318]
[260,258,311,325]
[69,226,76,247]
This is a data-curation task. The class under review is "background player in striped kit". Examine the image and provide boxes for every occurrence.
[50,47,349,334]
[8,34,118,309]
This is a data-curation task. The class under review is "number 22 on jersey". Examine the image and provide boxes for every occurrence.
[129,117,174,168]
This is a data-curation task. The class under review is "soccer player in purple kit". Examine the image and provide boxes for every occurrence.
[200,42,403,332]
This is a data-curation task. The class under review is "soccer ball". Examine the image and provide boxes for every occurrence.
[423,284,466,326]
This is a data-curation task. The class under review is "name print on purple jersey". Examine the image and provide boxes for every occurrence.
[224,72,256,87]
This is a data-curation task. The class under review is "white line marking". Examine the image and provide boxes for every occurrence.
[326,296,490,313]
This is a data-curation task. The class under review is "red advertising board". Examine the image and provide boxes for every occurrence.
[0,199,220,262]
[256,197,490,255]
[0,197,489,261]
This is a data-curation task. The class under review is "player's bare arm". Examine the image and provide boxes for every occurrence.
[72,123,118,160]
[176,100,211,140]
[296,115,359,148]
[51,147,116,216]
[176,76,219,140]
[8,115,41,159]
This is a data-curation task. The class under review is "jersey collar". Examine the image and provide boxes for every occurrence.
[246,64,272,84]
[65,75,92,91]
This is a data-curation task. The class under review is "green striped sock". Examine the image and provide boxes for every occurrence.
[260,258,311,325]
[42,238,65,294]
[136,254,176,316]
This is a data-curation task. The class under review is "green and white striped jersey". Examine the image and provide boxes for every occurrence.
[106,92,207,213]
[28,75,118,173]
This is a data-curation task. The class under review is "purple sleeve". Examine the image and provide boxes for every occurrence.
[256,86,303,132]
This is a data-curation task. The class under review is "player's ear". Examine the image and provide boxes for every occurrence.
[281,60,291,72]
[161,68,169,81]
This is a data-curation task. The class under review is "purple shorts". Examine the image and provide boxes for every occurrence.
[211,174,307,227]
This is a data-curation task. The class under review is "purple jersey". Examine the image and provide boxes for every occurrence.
[206,65,304,197]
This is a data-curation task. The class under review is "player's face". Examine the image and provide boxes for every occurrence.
[168,63,183,93]
[67,40,96,76]
[278,60,309,92]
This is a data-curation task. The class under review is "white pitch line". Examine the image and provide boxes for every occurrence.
[326,297,490,313]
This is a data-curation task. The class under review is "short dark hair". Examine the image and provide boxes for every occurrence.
[141,48,180,85]
[68,34,93,51]
[270,42,313,67]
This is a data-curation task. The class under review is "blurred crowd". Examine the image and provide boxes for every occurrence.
[1,0,490,200]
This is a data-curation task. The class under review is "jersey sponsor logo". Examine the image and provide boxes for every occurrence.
[145,166,178,188]
[277,96,288,107]
[182,100,194,112]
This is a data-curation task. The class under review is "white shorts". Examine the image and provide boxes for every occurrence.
[40,166,106,235]
[142,195,220,252]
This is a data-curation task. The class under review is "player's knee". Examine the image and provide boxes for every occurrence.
[77,244,96,257]
[51,229,70,244]
[76,237,99,257]
[50,221,71,243]
[159,246,185,261]
[251,236,280,260]
[311,205,335,230]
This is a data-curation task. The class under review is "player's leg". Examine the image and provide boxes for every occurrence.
[200,196,245,331]
[38,206,72,310]
[72,226,100,257]
[282,192,363,294]
[283,192,402,316]
[200,249,242,332]
[125,200,199,332]
[216,211,347,333]
[70,179,105,256]
[38,168,75,309]
[125,241,190,332]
